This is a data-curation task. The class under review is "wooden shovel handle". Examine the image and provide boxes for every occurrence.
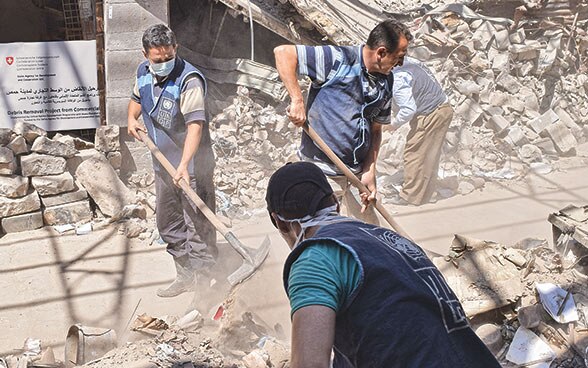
[138,130,229,236]
[302,123,413,241]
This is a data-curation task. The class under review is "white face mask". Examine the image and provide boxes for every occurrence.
[276,204,348,247]
[150,58,175,77]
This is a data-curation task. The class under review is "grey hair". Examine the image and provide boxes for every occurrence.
[142,24,177,52]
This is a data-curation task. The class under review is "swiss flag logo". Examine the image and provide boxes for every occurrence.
[6,56,14,65]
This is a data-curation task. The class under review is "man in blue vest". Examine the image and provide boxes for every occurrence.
[265,161,501,368]
[127,24,216,298]
[274,20,411,224]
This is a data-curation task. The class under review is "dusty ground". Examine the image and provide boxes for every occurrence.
[1,157,587,362]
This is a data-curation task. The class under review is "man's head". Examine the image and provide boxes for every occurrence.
[364,19,412,75]
[266,162,338,248]
[142,24,178,78]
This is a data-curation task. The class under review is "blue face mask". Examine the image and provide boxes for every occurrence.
[150,58,175,77]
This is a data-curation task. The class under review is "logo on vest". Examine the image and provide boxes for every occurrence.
[157,97,175,129]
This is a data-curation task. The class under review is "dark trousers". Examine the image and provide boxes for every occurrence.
[155,170,217,273]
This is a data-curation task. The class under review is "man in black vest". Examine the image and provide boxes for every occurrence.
[265,161,501,368]
[127,24,216,298]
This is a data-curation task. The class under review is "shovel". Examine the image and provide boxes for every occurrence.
[138,130,270,286]
[302,123,414,240]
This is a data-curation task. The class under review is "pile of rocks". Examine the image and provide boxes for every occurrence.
[0,121,135,234]
[210,87,300,214]
[378,7,588,199]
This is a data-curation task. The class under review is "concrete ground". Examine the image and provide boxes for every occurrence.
[1,157,587,361]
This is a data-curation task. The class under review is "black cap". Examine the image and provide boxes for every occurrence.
[266,162,334,226]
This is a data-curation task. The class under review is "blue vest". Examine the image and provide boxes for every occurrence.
[301,46,394,170]
[284,220,500,368]
[136,57,214,176]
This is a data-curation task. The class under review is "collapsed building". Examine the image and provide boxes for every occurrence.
[1,0,588,367]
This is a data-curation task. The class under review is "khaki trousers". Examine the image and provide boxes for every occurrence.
[327,175,380,225]
[400,104,453,205]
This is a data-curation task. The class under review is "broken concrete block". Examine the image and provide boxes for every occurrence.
[510,41,541,61]
[533,137,558,155]
[519,144,543,163]
[554,107,583,139]
[0,175,29,198]
[528,109,559,134]
[31,136,77,158]
[13,120,47,143]
[31,172,75,196]
[458,181,475,195]
[7,135,28,155]
[472,21,495,50]
[475,324,503,355]
[0,190,41,217]
[106,151,122,170]
[519,87,539,114]
[491,53,509,71]
[0,159,16,175]
[42,199,93,225]
[485,115,509,134]
[409,46,431,61]
[0,146,15,164]
[0,128,13,145]
[455,99,483,124]
[40,182,88,207]
[65,148,102,176]
[488,91,509,107]
[517,61,534,77]
[517,304,543,329]
[56,135,95,150]
[496,72,521,94]
[544,121,578,154]
[454,79,480,97]
[505,126,530,147]
[75,155,135,217]
[493,29,511,50]
[21,153,67,176]
[1,210,43,233]
[95,125,120,153]
[509,28,526,44]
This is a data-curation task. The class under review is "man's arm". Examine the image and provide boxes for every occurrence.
[390,72,417,130]
[174,76,206,186]
[291,305,336,368]
[127,82,146,141]
[174,121,203,186]
[359,123,382,209]
[274,45,306,127]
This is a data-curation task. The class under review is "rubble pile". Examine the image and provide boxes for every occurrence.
[378,6,588,199]
[0,309,291,368]
[433,210,588,367]
[209,87,300,214]
[0,121,138,235]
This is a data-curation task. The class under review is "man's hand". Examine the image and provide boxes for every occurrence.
[287,99,307,127]
[174,163,189,188]
[127,117,146,141]
[359,170,377,213]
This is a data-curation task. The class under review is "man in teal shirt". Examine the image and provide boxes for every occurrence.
[265,161,501,368]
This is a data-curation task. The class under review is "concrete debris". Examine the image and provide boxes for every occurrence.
[378,5,588,201]
[0,123,138,235]
[76,155,135,217]
[210,87,299,215]
[434,203,588,366]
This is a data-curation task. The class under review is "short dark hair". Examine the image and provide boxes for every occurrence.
[142,24,177,52]
[266,162,335,226]
[366,19,413,52]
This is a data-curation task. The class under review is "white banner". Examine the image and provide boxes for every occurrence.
[0,40,100,131]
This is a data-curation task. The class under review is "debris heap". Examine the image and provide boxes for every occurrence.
[378,5,588,199]
[0,121,136,234]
